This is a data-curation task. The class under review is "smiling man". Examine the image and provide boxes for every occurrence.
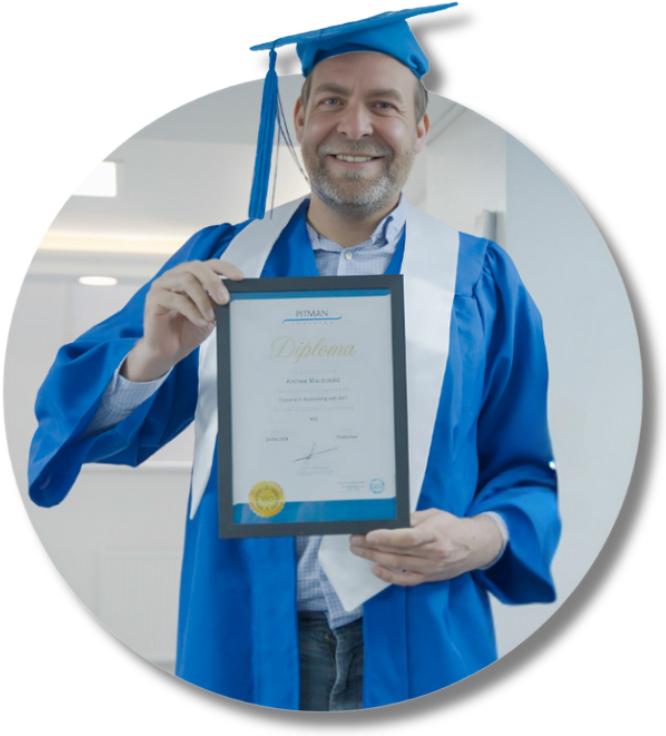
[295,52,428,231]
[29,5,560,711]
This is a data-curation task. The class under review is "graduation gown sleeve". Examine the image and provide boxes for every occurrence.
[28,221,248,508]
[460,236,560,604]
[362,235,561,707]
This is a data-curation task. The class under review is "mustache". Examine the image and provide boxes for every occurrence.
[318,139,394,158]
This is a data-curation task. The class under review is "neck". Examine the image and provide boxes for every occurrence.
[305,192,401,248]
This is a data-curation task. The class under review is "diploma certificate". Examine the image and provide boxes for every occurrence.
[217,276,409,538]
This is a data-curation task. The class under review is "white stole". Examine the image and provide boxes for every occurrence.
[191,197,459,611]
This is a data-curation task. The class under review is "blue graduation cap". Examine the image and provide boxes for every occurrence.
[247,4,458,219]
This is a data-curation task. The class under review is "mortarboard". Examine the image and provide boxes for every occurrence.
[247,4,458,220]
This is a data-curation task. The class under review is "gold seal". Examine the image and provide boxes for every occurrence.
[248,481,285,518]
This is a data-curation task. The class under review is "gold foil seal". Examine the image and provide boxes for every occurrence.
[248,481,285,518]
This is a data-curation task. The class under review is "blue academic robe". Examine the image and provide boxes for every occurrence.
[29,201,560,709]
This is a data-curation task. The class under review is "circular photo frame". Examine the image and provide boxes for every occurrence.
[6,75,641,710]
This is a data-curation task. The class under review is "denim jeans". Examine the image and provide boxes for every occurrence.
[298,612,364,711]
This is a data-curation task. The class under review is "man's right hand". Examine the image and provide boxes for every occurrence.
[121,259,244,382]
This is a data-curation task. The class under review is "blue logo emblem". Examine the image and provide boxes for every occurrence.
[369,478,385,494]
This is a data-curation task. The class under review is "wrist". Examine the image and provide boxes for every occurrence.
[121,339,177,382]
[467,514,504,570]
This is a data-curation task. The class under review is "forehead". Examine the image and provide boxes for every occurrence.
[308,51,415,98]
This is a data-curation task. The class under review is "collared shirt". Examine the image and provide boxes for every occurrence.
[297,196,406,629]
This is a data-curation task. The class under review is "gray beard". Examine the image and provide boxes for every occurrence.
[304,140,413,220]
[310,167,397,220]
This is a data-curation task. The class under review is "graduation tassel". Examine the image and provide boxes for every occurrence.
[275,87,328,208]
[248,49,278,220]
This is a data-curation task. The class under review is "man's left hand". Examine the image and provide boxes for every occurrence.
[349,509,504,587]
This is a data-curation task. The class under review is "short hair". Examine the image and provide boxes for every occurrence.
[300,70,429,123]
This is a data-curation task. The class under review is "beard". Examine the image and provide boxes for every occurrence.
[302,137,415,220]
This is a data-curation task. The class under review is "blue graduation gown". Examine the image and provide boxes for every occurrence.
[29,201,560,709]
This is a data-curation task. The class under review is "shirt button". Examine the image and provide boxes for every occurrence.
[344,251,353,261]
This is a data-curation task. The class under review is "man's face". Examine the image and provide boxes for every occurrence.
[294,52,429,219]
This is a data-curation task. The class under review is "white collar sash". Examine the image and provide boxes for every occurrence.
[191,197,459,610]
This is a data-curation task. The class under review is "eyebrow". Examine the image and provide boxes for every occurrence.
[312,82,406,104]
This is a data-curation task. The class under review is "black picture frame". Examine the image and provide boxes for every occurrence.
[216,275,410,538]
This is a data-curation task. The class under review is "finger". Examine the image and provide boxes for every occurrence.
[411,509,441,525]
[349,543,435,574]
[170,259,243,280]
[177,261,234,305]
[353,509,453,550]
[151,269,218,322]
[205,259,245,280]
[163,261,233,305]
[370,565,427,587]
[352,525,433,550]
[147,290,215,327]
[205,261,245,305]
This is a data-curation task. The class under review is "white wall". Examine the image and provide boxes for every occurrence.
[426,108,507,243]
[51,139,309,242]
[422,115,641,658]
[489,136,642,656]
[6,277,193,670]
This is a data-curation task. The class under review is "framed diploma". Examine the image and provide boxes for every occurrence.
[216,275,409,538]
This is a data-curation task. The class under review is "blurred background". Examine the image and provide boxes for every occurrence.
[4,76,641,675]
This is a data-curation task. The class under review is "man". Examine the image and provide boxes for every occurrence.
[29,5,560,711]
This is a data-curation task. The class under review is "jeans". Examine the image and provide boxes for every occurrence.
[298,612,364,711]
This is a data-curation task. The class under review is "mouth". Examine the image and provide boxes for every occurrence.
[331,154,379,163]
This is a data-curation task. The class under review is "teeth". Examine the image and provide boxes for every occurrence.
[334,155,374,162]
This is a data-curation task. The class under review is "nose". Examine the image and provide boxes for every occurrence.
[336,100,373,139]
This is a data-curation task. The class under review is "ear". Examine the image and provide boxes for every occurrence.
[414,112,430,154]
[294,97,305,144]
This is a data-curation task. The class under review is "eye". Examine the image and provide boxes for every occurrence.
[320,97,341,107]
[373,101,396,111]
